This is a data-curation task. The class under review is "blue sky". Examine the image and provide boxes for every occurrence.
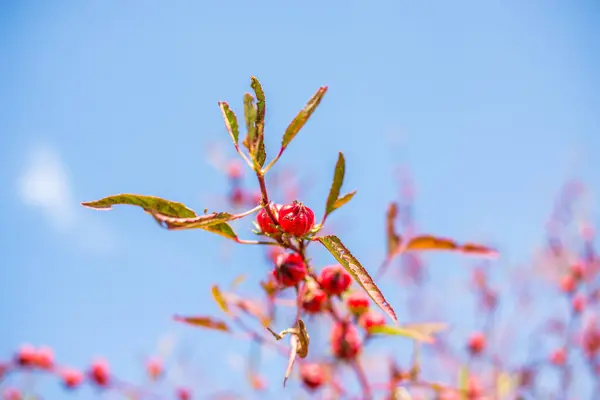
[1,1,599,398]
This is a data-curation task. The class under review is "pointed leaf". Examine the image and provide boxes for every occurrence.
[332,190,357,211]
[250,77,267,167]
[231,274,247,289]
[173,315,229,332]
[367,325,435,344]
[386,203,402,256]
[82,194,196,218]
[281,86,328,149]
[316,235,397,323]
[402,322,448,336]
[324,152,346,217]
[243,93,257,150]
[211,285,229,314]
[151,212,234,230]
[218,101,240,147]
[406,235,498,257]
[201,222,239,241]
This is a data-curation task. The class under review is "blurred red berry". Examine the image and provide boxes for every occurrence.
[301,284,328,314]
[345,291,370,316]
[319,264,352,296]
[467,332,486,355]
[570,262,585,281]
[550,348,566,366]
[278,201,315,237]
[35,346,54,369]
[2,387,21,400]
[256,203,282,234]
[61,368,84,389]
[15,344,36,367]
[466,375,482,399]
[176,388,191,400]
[359,310,386,331]
[146,357,163,380]
[89,359,110,387]
[272,253,307,287]
[229,187,245,207]
[559,274,576,294]
[572,294,586,314]
[226,161,243,180]
[300,363,325,390]
[331,322,362,360]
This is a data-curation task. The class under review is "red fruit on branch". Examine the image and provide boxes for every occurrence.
[570,262,585,281]
[176,388,192,400]
[61,368,84,389]
[34,346,54,369]
[358,310,385,331]
[319,264,351,296]
[146,357,163,380]
[572,294,585,314]
[272,253,307,287]
[278,201,315,237]
[550,348,566,366]
[330,322,362,360]
[467,332,486,355]
[301,283,328,314]
[300,363,325,390]
[559,274,576,294]
[256,203,282,234]
[345,291,370,316]
[15,344,36,367]
[89,359,110,387]
[226,160,243,180]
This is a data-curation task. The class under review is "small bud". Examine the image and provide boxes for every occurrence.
[176,388,191,400]
[467,332,486,355]
[256,203,282,234]
[319,265,351,296]
[35,346,54,369]
[570,262,585,281]
[61,368,84,389]
[345,291,370,316]
[226,161,243,180]
[15,344,36,367]
[300,363,325,390]
[89,358,110,387]
[229,187,245,207]
[278,201,315,237]
[330,322,362,360]
[550,348,566,366]
[559,274,576,294]
[572,294,586,314]
[358,310,385,331]
[272,253,307,287]
[146,357,163,380]
[301,282,328,314]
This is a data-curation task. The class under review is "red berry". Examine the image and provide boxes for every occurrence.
[570,263,585,281]
[272,253,307,287]
[146,357,163,380]
[330,322,362,360]
[15,344,36,367]
[278,201,315,237]
[230,187,245,206]
[467,332,486,355]
[300,363,325,390]
[176,388,191,400]
[559,274,576,294]
[319,264,352,296]
[345,291,370,316]
[256,203,282,234]
[2,387,21,400]
[572,294,586,314]
[35,346,54,369]
[61,368,84,389]
[359,310,386,331]
[89,359,110,387]
[226,161,243,180]
[302,285,328,314]
[550,348,566,366]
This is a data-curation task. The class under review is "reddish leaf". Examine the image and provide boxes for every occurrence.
[82,194,196,218]
[317,235,397,323]
[173,315,229,332]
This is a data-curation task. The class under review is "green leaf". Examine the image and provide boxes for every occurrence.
[173,315,230,332]
[316,235,397,323]
[250,77,267,168]
[202,222,238,241]
[243,93,257,150]
[151,212,234,230]
[325,152,346,217]
[218,101,240,147]
[332,190,357,210]
[367,325,436,344]
[281,86,328,149]
[82,194,196,218]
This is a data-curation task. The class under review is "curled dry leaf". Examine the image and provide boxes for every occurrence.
[266,320,310,387]
[173,315,229,332]
[317,235,398,323]
[386,202,402,256]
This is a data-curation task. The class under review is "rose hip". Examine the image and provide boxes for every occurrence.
[278,201,315,237]
[272,253,307,287]
[319,264,351,296]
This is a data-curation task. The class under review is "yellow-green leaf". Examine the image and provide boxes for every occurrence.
[281,86,328,149]
[316,235,397,323]
[367,325,435,344]
[325,152,346,217]
[173,315,229,332]
[218,101,240,147]
[211,285,229,314]
[332,190,357,211]
[201,222,238,241]
[82,194,196,218]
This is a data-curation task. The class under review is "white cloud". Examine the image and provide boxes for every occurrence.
[16,142,117,253]
[17,143,75,231]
